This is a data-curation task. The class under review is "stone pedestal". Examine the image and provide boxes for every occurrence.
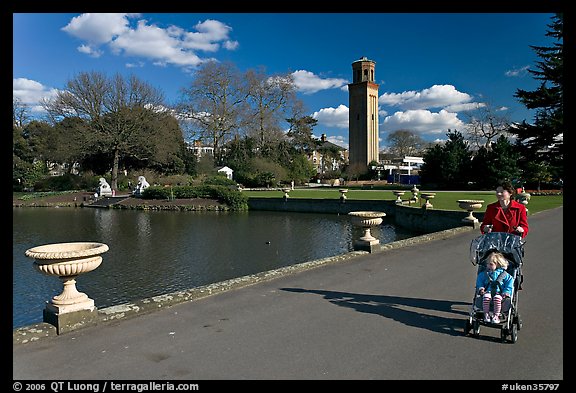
[43,307,99,335]
[25,242,109,334]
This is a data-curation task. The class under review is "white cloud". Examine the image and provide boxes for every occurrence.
[62,13,135,44]
[312,105,349,128]
[444,102,485,112]
[505,65,530,77]
[326,135,349,150]
[382,109,464,136]
[110,20,203,67]
[77,44,103,58]
[292,70,348,94]
[223,40,239,50]
[181,19,236,52]
[379,84,473,110]
[62,14,237,69]
[13,78,59,113]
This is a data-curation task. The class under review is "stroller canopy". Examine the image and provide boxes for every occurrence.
[470,232,525,268]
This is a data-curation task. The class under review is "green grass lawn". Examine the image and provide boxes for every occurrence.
[14,188,562,216]
[242,188,562,215]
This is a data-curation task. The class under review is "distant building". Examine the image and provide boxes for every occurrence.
[217,166,234,180]
[310,134,348,175]
[187,140,214,161]
[382,156,424,175]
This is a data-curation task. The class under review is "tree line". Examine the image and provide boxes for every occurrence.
[13,14,562,192]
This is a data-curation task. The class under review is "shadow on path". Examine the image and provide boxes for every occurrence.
[281,287,470,337]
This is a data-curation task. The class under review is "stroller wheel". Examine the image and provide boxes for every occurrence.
[500,328,508,343]
[464,319,472,335]
[510,323,518,343]
[472,320,480,336]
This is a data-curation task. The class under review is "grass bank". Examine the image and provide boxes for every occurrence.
[242,188,562,215]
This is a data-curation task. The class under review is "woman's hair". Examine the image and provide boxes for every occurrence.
[489,251,509,269]
[496,180,515,195]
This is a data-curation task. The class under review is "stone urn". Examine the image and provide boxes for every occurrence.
[348,211,386,252]
[420,192,436,209]
[457,199,484,224]
[516,191,531,212]
[393,190,405,204]
[339,188,348,202]
[282,187,291,200]
[25,242,109,329]
[410,185,419,203]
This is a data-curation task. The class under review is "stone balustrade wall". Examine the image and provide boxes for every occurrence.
[247,197,484,234]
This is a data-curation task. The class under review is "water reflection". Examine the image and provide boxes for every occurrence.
[13,208,415,329]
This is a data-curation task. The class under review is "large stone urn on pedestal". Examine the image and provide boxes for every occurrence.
[420,192,436,209]
[410,185,419,204]
[348,211,386,253]
[393,190,405,204]
[24,242,109,334]
[339,188,348,203]
[457,199,484,226]
[516,191,531,213]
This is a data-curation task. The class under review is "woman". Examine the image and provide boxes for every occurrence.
[480,180,529,238]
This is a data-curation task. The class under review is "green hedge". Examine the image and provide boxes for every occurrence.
[141,185,248,211]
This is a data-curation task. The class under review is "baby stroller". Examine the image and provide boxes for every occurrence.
[464,232,525,343]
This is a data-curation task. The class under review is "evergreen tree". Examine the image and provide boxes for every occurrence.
[420,130,472,189]
[511,13,563,174]
[469,135,521,189]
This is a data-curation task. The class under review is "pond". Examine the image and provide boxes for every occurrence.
[13,207,416,329]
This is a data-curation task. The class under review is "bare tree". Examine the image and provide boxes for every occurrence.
[244,67,297,151]
[13,98,31,129]
[385,129,425,158]
[463,102,513,149]
[177,61,250,164]
[43,71,166,190]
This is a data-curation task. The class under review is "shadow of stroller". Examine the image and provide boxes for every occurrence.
[281,287,470,337]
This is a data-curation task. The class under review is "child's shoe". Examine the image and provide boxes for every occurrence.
[491,314,501,324]
[483,313,491,323]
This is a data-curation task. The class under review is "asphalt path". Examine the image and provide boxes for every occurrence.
[13,207,563,380]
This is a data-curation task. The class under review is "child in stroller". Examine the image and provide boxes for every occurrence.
[476,251,513,324]
[465,232,525,343]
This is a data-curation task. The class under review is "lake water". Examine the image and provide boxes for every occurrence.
[13,207,415,329]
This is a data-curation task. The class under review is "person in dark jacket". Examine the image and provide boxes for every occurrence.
[480,180,529,239]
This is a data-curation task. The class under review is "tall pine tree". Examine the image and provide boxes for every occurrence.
[511,13,563,176]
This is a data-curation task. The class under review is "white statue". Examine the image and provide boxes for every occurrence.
[132,176,150,197]
[97,177,113,197]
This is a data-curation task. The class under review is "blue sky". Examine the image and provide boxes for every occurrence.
[13,13,557,150]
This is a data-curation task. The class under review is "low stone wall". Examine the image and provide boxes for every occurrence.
[248,197,484,234]
[395,204,484,233]
[247,197,396,216]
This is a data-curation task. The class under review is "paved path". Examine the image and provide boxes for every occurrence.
[13,207,563,380]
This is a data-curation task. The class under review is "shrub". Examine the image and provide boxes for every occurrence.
[141,185,248,211]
